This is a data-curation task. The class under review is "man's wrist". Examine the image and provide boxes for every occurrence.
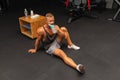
[34,48,37,51]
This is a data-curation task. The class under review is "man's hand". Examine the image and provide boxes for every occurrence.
[28,49,37,54]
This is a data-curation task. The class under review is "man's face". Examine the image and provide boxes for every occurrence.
[46,17,55,25]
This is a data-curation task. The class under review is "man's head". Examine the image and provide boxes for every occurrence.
[45,13,55,25]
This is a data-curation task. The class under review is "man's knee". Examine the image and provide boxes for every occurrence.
[60,27,67,32]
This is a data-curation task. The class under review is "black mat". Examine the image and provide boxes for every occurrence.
[0,0,120,80]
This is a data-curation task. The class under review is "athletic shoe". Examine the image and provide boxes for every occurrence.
[79,64,85,74]
[77,64,85,74]
[68,44,80,50]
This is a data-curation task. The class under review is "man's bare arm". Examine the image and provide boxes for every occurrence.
[28,28,44,53]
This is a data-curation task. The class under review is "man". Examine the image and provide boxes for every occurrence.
[28,13,85,74]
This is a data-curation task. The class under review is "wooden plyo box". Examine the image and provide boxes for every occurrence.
[19,15,46,39]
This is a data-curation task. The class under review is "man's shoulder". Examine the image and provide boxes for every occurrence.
[37,27,44,34]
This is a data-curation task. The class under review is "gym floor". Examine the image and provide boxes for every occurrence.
[0,0,120,80]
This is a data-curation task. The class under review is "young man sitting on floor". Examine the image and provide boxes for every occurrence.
[28,13,85,74]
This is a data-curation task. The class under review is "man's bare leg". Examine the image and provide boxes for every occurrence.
[57,27,80,50]
[53,48,85,73]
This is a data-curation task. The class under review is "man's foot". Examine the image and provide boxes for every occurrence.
[68,44,80,50]
[77,64,85,74]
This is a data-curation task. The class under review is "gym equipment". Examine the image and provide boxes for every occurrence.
[112,0,120,22]
[65,0,99,23]
[0,0,9,15]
